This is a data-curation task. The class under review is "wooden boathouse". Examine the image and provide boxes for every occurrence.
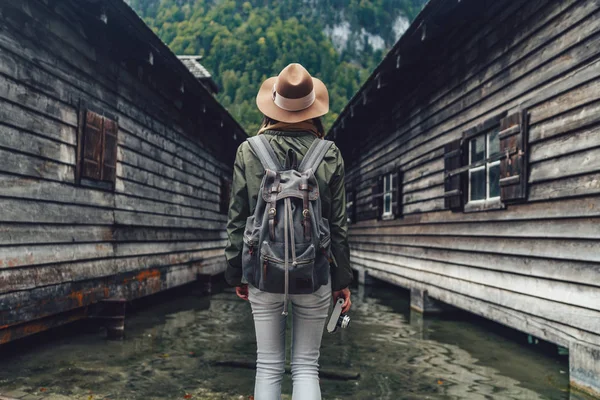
[0,0,244,344]
[330,0,600,396]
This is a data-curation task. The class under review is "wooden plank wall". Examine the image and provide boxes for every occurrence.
[0,0,235,343]
[345,0,600,353]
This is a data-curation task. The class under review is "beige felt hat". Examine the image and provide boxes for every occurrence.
[256,63,329,123]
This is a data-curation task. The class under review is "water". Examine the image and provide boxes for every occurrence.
[0,282,587,400]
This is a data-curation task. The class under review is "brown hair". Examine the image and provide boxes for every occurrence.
[259,115,325,137]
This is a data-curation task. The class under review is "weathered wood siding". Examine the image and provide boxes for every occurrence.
[0,0,242,343]
[336,0,600,394]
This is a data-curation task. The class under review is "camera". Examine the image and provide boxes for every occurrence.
[327,297,351,333]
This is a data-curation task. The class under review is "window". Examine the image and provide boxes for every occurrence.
[468,128,501,203]
[371,170,402,220]
[444,110,529,212]
[382,173,394,217]
[76,105,118,189]
[346,190,356,224]
[219,177,232,215]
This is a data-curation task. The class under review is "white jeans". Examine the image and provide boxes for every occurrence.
[248,281,332,400]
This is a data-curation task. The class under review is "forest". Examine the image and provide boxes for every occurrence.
[128,0,427,134]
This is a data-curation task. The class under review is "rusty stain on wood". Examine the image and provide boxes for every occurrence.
[0,0,237,347]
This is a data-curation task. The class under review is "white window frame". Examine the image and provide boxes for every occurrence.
[467,130,501,204]
[382,173,393,218]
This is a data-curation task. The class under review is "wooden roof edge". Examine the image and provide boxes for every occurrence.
[327,0,462,139]
[97,0,247,142]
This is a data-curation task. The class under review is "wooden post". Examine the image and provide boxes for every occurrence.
[409,309,431,341]
[192,273,217,296]
[410,288,444,314]
[569,342,600,397]
[100,298,126,340]
[356,267,374,286]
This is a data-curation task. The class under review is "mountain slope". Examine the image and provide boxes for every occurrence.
[128,0,427,134]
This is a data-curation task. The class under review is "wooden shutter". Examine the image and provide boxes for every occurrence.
[81,110,104,181]
[78,106,119,185]
[444,138,464,211]
[102,116,118,183]
[220,177,232,214]
[392,169,403,217]
[371,175,383,219]
[499,110,528,203]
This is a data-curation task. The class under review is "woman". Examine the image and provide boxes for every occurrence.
[224,63,353,400]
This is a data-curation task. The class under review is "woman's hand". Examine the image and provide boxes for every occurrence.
[332,287,351,313]
[236,284,249,301]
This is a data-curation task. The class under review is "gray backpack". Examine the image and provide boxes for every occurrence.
[242,135,333,315]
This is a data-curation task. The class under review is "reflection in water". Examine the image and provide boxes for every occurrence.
[0,282,581,400]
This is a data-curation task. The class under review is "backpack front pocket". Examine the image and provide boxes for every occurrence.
[258,241,316,294]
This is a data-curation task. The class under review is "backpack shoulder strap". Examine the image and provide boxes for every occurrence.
[298,139,334,173]
[247,135,282,171]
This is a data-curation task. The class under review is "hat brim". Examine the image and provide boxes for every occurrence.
[256,76,329,123]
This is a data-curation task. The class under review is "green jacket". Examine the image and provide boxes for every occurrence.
[224,130,353,292]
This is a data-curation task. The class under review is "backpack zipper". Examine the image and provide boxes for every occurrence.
[262,254,313,266]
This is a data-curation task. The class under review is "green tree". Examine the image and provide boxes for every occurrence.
[128,0,427,134]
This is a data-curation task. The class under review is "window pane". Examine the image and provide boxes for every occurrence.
[489,163,500,198]
[384,175,391,192]
[470,168,486,201]
[470,136,485,163]
[488,129,500,157]
[384,193,392,214]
